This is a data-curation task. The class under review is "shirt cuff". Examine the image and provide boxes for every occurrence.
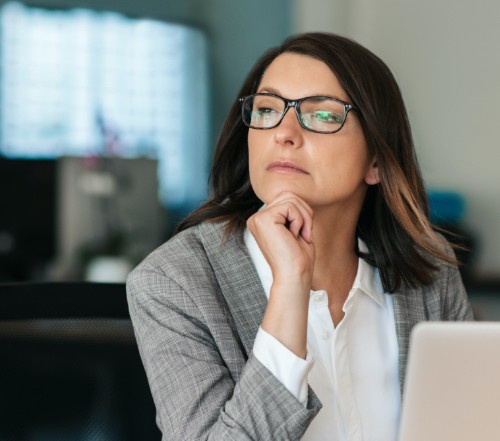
[252,326,315,406]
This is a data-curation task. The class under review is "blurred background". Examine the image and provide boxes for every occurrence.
[0,0,498,315]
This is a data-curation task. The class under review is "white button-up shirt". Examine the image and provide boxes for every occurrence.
[245,229,401,441]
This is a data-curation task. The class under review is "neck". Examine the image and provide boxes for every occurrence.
[310,204,360,297]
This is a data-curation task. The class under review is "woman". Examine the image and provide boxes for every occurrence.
[127,33,473,440]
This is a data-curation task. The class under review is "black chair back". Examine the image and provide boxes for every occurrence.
[0,282,161,441]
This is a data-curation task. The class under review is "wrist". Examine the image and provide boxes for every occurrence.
[261,297,309,359]
[272,269,312,291]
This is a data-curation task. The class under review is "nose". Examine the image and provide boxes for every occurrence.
[273,105,303,147]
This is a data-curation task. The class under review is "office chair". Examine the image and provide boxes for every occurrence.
[0,282,161,441]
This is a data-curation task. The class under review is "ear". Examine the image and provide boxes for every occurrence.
[364,158,380,185]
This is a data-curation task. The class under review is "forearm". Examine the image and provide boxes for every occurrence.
[127,269,320,440]
[206,355,320,441]
[247,193,315,359]
[252,327,315,406]
[261,280,310,359]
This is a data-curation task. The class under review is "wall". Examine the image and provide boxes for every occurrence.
[188,0,291,144]
[293,0,500,278]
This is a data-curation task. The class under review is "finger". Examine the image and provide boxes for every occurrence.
[249,201,302,244]
[266,191,314,219]
[272,195,313,243]
[250,192,314,244]
[284,205,305,239]
[266,193,313,234]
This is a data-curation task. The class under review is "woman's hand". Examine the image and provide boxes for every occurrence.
[247,191,315,284]
[247,192,315,358]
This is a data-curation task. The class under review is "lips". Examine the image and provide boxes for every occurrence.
[266,161,308,174]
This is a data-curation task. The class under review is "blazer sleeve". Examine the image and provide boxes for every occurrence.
[127,261,321,441]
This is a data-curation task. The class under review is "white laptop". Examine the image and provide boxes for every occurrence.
[398,321,500,441]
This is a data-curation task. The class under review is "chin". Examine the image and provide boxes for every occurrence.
[257,186,309,205]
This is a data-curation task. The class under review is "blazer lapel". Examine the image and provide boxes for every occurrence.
[199,222,267,356]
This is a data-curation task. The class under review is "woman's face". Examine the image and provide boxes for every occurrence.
[248,52,378,215]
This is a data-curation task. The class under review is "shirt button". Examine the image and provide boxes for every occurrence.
[321,329,331,340]
[313,293,324,302]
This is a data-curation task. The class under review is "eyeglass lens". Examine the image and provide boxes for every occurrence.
[242,95,347,133]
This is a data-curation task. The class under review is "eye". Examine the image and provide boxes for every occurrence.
[313,110,343,124]
[252,95,283,114]
[248,96,284,127]
[299,97,347,129]
[256,106,279,115]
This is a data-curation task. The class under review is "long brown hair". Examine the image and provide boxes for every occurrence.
[176,32,456,292]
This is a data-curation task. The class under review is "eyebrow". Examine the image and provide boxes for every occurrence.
[256,86,281,95]
[256,86,346,102]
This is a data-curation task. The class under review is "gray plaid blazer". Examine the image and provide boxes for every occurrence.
[127,221,473,440]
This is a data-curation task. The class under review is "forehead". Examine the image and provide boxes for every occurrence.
[257,52,348,101]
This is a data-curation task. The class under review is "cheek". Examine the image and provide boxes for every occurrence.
[247,130,267,175]
[247,130,261,156]
[247,137,257,179]
[247,134,262,194]
[314,142,371,187]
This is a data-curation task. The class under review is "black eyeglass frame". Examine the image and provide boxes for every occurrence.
[238,93,357,134]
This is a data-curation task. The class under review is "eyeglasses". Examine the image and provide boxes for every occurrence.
[239,93,356,134]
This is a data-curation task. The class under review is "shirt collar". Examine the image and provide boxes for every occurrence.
[353,239,385,306]
[244,229,385,306]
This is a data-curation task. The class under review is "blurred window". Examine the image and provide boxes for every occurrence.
[0,2,209,207]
